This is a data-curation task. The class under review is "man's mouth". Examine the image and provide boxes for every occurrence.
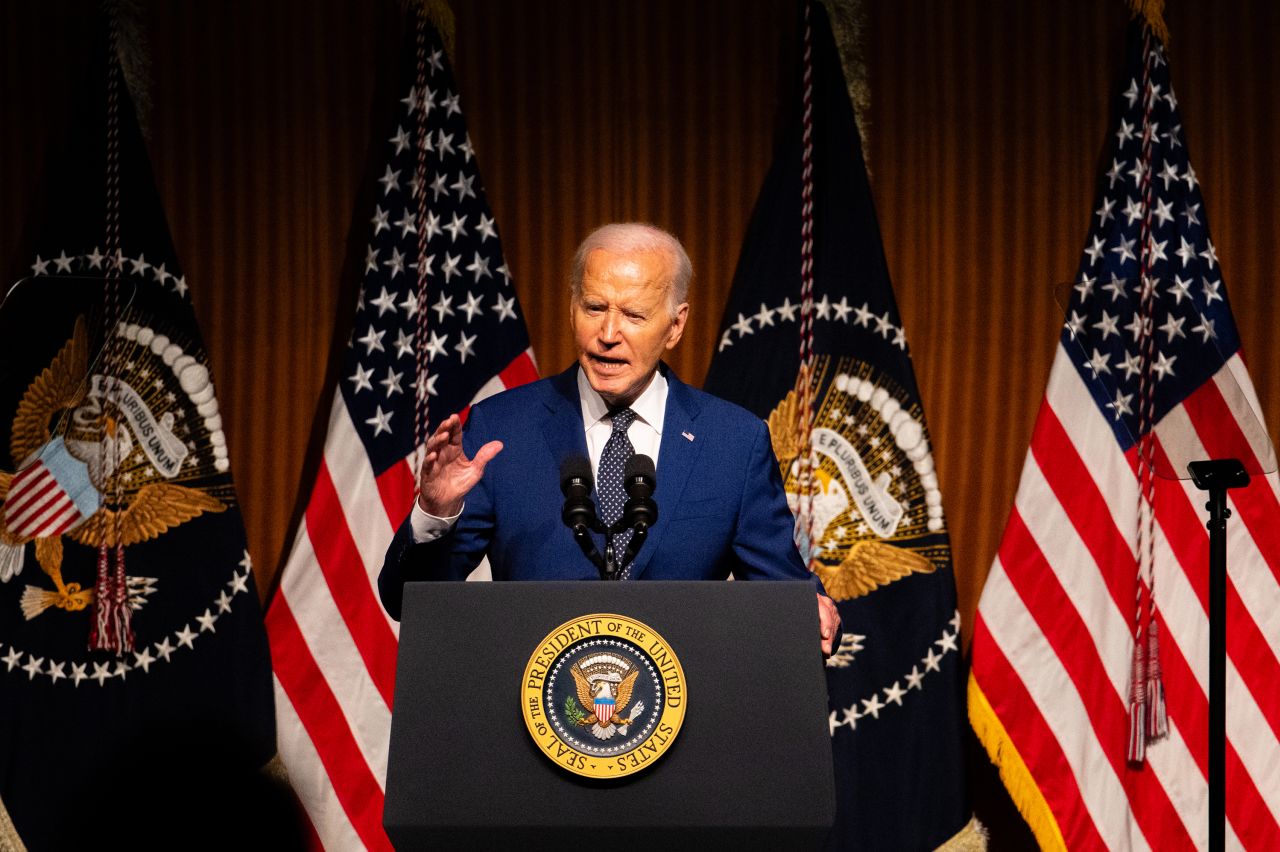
[589,354,628,371]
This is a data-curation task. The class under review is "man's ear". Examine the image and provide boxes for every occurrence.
[665,302,690,350]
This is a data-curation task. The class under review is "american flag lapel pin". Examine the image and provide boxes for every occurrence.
[681,431,695,442]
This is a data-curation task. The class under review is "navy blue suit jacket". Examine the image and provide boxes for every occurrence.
[378,364,813,620]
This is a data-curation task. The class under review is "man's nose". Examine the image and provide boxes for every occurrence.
[599,311,621,343]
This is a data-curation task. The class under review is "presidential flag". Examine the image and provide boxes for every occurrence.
[704,3,969,849]
[968,18,1280,850]
[264,9,536,849]
[0,26,275,851]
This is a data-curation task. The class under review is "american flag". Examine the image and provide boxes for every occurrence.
[264,16,536,849]
[969,21,1280,850]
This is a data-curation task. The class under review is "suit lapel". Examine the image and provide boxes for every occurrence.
[540,365,589,467]
[627,367,703,579]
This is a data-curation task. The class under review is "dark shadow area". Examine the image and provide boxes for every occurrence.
[52,722,308,851]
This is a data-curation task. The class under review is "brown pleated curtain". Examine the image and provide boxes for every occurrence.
[3,1,1279,839]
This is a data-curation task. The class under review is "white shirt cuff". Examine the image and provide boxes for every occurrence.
[409,500,464,543]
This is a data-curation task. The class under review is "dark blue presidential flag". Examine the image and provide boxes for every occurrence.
[0,27,276,851]
[704,2,969,848]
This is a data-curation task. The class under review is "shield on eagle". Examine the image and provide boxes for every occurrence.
[3,437,98,540]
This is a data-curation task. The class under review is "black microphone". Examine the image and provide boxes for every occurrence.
[559,455,596,531]
[622,454,657,528]
[560,455,606,577]
[620,454,658,566]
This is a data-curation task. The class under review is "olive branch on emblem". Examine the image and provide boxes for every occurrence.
[564,694,587,725]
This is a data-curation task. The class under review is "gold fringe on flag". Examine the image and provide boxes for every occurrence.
[1126,0,1169,45]
[118,0,152,136]
[934,815,989,852]
[967,674,1067,852]
[263,752,291,787]
[0,795,27,852]
[821,0,871,170]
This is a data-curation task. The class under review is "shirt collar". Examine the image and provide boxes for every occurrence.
[576,365,667,434]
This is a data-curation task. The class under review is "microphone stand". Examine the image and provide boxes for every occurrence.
[603,536,619,581]
[571,523,608,579]
[562,454,657,581]
[621,523,650,567]
[1188,458,1250,852]
[601,517,653,581]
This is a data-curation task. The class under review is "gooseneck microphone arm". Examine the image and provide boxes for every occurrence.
[559,455,607,579]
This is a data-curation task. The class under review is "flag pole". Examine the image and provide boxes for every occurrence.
[1188,459,1249,852]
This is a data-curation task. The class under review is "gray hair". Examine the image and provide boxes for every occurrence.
[569,223,692,317]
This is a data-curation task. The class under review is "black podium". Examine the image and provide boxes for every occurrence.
[384,581,835,850]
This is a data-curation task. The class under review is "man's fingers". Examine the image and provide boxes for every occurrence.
[470,440,504,475]
[817,593,840,656]
[427,418,458,450]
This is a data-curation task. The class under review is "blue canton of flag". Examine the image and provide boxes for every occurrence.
[343,37,531,478]
[1062,34,1238,446]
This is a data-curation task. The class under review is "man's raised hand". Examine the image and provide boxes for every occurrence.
[415,414,503,516]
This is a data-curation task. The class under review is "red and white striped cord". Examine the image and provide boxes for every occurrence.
[1128,23,1167,763]
[413,9,432,483]
[796,0,819,567]
[91,4,134,655]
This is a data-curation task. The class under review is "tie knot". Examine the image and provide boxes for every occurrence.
[610,408,637,434]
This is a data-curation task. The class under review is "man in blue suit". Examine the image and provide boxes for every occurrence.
[379,223,840,652]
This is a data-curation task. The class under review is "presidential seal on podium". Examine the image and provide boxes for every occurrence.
[521,613,686,779]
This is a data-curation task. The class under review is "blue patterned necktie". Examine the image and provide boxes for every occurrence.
[597,407,637,577]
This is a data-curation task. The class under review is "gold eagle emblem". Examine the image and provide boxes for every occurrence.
[767,364,939,602]
[0,318,225,619]
[766,369,812,464]
[570,655,645,740]
[814,539,936,601]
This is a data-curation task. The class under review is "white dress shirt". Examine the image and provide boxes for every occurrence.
[409,368,668,543]
[577,367,665,476]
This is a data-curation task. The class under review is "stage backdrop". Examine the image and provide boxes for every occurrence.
[3,0,1278,841]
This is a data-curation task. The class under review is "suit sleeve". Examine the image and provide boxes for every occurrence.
[730,419,827,595]
[377,408,497,621]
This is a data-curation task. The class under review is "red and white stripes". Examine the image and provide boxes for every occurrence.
[268,349,536,850]
[2,462,85,539]
[971,343,1280,850]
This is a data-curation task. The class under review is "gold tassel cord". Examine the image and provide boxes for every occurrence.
[967,674,1068,852]
[1126,0,1170,45]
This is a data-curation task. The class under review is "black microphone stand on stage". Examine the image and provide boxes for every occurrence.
[1187,459,1250,852]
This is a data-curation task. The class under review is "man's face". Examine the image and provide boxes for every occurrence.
[570,247,689,408]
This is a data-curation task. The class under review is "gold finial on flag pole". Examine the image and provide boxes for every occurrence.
[403,0,456,64]
[1126,0,1170,44]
